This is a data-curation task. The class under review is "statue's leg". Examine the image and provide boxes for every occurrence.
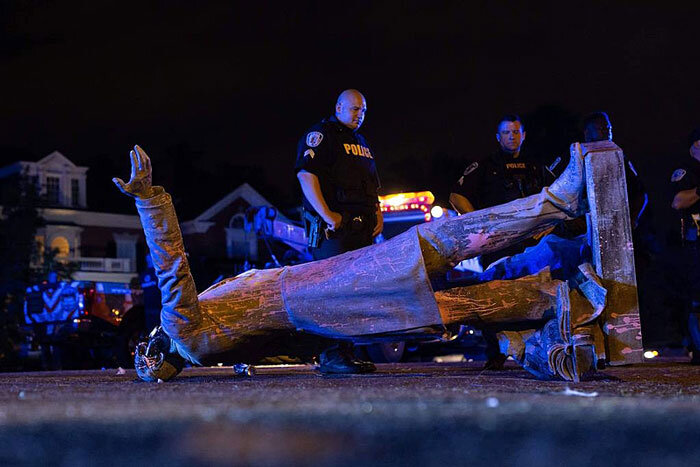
[435,268,558,326]
[511,277,602,383]
[435,263,606,382]
[417,143,586,276]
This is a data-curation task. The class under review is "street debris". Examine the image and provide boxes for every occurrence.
[555,387,599,397]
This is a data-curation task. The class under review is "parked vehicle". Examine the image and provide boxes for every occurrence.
[23,280,144,369]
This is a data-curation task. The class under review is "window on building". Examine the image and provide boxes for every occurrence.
[50,236,70,258]
[230,216,245,229]
[71,179,80,207]
[46,177,60,205]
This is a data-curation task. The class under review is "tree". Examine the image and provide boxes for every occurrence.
[0,171,43,369]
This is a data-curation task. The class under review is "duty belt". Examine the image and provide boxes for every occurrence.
[326,212,373,239]
[303,210,373,244]
[682,214,700,243]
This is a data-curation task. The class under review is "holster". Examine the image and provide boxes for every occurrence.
[303,210,324,249]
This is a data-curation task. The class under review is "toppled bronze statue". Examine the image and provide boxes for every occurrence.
[114,144,605,383]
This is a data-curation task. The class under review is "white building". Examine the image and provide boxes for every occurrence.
[0,151,144,283]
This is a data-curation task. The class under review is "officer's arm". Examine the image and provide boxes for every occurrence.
[672,187,700,210]
[449,192,476,214]
[297,170,342,229]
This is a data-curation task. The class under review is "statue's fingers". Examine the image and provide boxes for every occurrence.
[134,145,149,172]
[144,153,152,175]
[130,150,138,179]
[134,146,144,171]
[112,177,129,194]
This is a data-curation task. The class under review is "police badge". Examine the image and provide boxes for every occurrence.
[463,161,478,177]
[671,169,686,182]
[306,131,324,147]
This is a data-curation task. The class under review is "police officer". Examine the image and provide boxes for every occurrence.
[450,114,548,266]
[583,112,649,232]
[449,114,548,370]
[295,89,383,373]
[671,127,700,364]
[450,114,546,215]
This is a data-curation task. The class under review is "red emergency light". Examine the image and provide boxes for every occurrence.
[379,191,435,213]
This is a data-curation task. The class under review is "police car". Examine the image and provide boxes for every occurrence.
[23,279,144,369]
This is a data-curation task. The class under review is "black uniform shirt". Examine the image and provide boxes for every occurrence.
[451,149,545,210]
[295,115,380,216]
[671,156,700,241]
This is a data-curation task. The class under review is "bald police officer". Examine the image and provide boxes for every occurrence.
[295,89,384,373]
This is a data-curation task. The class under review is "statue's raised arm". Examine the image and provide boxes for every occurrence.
[114,145,203,382]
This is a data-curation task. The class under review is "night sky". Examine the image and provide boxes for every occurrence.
[2,1,699,229]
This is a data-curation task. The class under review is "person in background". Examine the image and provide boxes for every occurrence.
[670,127,700,364]
[449,114,550,369]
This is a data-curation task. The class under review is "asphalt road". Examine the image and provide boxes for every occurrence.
[1,360,700,466]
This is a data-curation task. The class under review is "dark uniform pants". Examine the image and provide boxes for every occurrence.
[681,241,700,355]
[312,214,375,260]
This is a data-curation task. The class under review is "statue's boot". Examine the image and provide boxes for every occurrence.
[435,266,599,381]
[134,325,185,382]
[498,263,607,382]
[544,142,588,218]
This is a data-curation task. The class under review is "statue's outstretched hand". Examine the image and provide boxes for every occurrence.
[112,145,155,199]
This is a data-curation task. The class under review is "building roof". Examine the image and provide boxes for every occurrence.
[0,151,89,178]
[181,183,289,234]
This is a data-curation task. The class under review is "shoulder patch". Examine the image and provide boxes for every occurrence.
[306,131,324,147]
[462,162,479,177]
[671,169,686,182]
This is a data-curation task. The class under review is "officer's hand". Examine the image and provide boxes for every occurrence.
[112,145,155,199]
[373,209,384,237]
[325,211,343,231]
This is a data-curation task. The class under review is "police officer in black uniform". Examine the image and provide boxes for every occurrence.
[449,114,548,370]
[295,89,383,373]
[450,114,549,266]
[671,127,700,364]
